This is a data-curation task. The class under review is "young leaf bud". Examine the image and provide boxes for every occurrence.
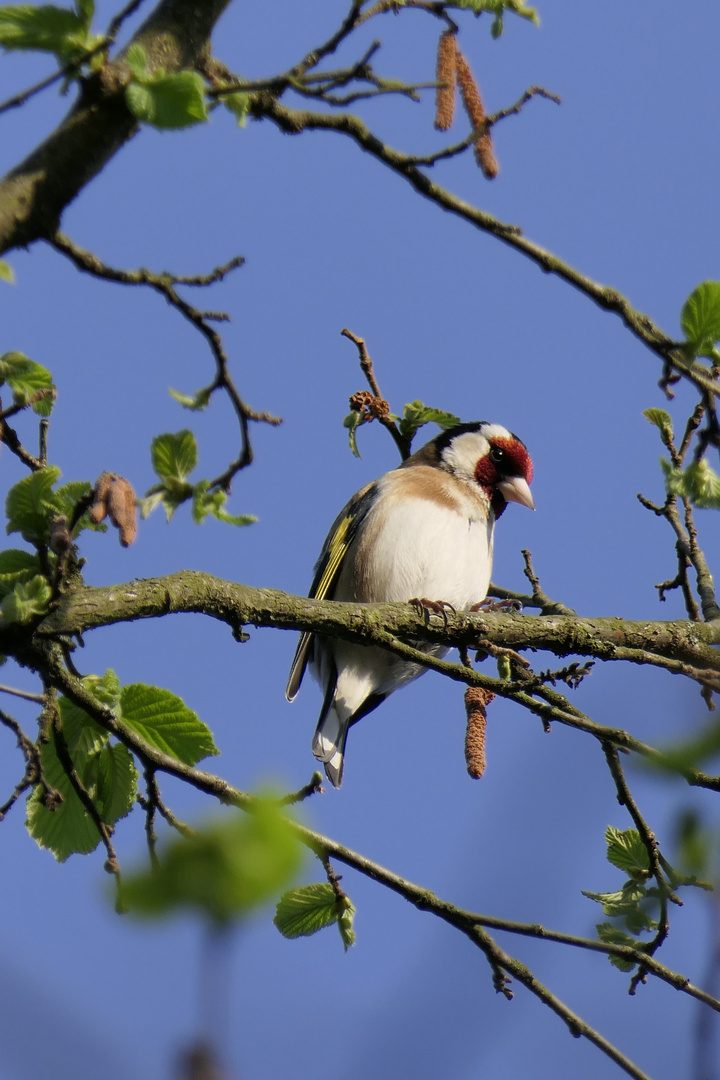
[49,514,71,555]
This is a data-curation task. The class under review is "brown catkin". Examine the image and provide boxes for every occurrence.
[434,31,457,131]
[454,49,499,180]
[49,514,71,555]
[107,477,138,547]
[464,686,495,779]
[89,471,114,524]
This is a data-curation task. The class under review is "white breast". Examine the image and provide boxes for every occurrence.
[335,470,495,610]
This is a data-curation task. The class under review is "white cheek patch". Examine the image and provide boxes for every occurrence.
[439,426,513,484]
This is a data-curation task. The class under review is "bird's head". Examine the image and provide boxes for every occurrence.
[434,421,534,518]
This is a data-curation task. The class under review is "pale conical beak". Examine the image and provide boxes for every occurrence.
[497,475,535,511]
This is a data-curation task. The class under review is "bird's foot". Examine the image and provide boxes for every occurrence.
[409,597,456,626]
[470,597,523,614]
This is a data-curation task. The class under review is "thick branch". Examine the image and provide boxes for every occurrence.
[0,0,232,253]
[36,572,720,669]
[29,644,720,1080]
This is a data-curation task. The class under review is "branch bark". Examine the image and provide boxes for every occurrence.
[36,571,720,668]
[0,0,232,254]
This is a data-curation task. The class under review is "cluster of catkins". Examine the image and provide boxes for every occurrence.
[89,471,137,547]
[435,31,498,180]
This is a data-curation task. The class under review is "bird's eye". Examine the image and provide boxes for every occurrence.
[489,446,505,465]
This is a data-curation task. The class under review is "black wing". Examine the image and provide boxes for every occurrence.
[285,482,376,701]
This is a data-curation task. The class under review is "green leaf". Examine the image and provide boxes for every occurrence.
[58,692,108,758]
[449,0,539,30]
[274,882,356,951]
[397,400,460,443]
[151,430,198,483]
[274,882,341,939]
[26,740,104,861]
[0,574,51,624]
[0,548,41,598]
[121,801,303,925]
[74,0,93,27]
[662,458,720,509]
[671,809,715,887]
[26,686,137,861]
[605,826,650,878]
[595,923,640,972]
[0,2,99,61]
[6,465,62,544]
[96,742,137,823]
[82,669,121,709]
[220,90,250,126]
[0,351,55,415]
[582,888,632,915]
[581,879,656,934]
[126,69,208,130]
[645,715,720,776]
[0,258,14,283]
[55,479,107,534]
[140,482,193,521]
[169,386,211,411]
[119,683,218,765]
[343,410,363,458]
[191,482,256,527]
[124,42,146,78]
[681,281,720,355]
[643,408,673,444]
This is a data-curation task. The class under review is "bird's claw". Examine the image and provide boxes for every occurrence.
[470,597,523,614]
[409,597,456,625]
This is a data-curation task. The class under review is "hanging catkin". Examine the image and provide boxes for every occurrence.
[455,48,499,179]
[464,686,495,778]
[434,31,458,131]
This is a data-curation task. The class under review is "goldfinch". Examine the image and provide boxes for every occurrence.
[286,422,534,787]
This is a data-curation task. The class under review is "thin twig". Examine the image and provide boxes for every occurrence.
[407,86,561,168]
[34,648,711,1080]
[0,709,47,820]
[105,0,148,41]
[51,713,121,877]
[341,328,410,459]
[48,233,281,488]
[0,683,46,704]
[602,744,678,962]
[280,771,324,804]
[253,94,720,403]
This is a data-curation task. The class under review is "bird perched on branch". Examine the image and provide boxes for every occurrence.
[286,421,534,788]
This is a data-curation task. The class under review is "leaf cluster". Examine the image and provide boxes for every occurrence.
[27,670,218,861]
[125,44,208,130]
[448,0,539,38]
[344,398,459,458]
[140,430,256,525]
[121,800,302,925]
[0,350,55,416]
[583,826,708,973]
[0,0,99,64]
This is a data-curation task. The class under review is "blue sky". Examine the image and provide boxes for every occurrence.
[1,2,720,1078]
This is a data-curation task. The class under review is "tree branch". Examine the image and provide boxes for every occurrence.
[253,95,720,401]
[36,572,720,668]
[0,0,233,253]
[30,643,719,1080]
